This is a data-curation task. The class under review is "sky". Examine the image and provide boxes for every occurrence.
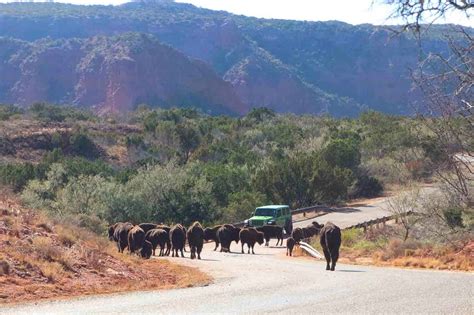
[1,0,472,26]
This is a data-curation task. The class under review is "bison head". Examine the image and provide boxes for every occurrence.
[203,228,213,241]
[141,240,152,259]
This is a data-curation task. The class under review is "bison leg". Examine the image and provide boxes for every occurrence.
[180,248,185,258]
[330,248,339,271]
[322,247,331,270]
[252,245,255,254]
[241,243,244,254]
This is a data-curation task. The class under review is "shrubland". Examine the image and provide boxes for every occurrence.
[0,104,471,237]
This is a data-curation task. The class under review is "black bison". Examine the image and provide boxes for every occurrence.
[128,225,146,254]
[286,237,296,256]
[256,225,284,246]
[204,225,222,251]
[187,222,205,260]
[320,222,341,271]
[302,225,318,238]
[156,225,172,255]
[239,228,264,254]
[170,224,186,258]
[140,240,153,259]
[138,223,158,234]
[217,224,241,253]
[113,222,133,253]
[291,227,304,244]
[145,228,169,256]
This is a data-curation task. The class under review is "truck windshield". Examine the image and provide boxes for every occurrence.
[255,208,275,216]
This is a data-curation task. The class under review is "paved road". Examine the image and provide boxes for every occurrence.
[4,187,472,314]
[2,242,473,314]
[293,187,438,229]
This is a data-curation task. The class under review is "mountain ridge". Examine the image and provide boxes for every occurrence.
[0,1,470,116]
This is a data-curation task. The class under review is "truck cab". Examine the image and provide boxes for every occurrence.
[245,205,293,234]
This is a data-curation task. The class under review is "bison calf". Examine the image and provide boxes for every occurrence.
[286,237,296,256]
[239,228,264,254]
[145,228,169,256]
[291,227,304,244]
[187,222,205,260]
[320,222,341,271]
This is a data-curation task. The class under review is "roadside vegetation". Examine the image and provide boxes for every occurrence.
[1,100,472,272]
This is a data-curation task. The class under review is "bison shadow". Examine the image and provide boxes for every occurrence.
[337,269,366,273]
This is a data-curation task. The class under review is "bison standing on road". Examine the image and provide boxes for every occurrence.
[291,227,304,244]
[113,222,133,253]
[320,222,341,271]
[239,228,264,254]
[145,228,169,256]
[170,224,186,258]
[256,225,283,246]
[217,224,240,253]
[128,225,146,254]
[204,225,222,251]
[187,222,205,260]
[286,237,296,256]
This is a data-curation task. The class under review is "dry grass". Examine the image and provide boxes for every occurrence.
[306,225,474,272]
[0,196,211,305]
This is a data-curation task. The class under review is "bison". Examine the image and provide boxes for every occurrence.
[204,225,222,251]
[128,225,146,254]
[217,224,240,253]
[145,228,169,256]
[291,227,304,244]
[302,225,318,238]
[187,222,205,260]
[140,240,153,259]
[239,228,264,254]
[256,225,283,246]
[286,237,296,256]
[113,222,133,253]
[170,224,186,258]
[320,222,341,271]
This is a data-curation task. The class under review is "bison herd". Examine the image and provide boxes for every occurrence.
[108,220,341,270]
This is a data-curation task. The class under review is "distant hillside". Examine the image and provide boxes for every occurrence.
[0,34,245,115]
[0,1,468,116]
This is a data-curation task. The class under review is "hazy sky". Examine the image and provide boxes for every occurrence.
[2,0,472,26]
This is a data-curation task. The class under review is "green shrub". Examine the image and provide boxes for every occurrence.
[68,132,100,159]
[350,174,383,198]
[443,207,464,228]
[0,163,36,191]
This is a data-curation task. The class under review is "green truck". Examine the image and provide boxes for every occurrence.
[245,205,293,234]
